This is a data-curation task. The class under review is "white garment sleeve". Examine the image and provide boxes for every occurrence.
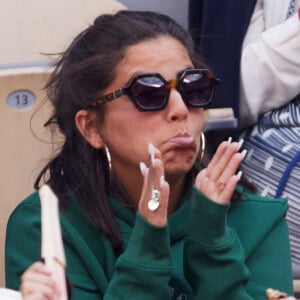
[239,13,300,128]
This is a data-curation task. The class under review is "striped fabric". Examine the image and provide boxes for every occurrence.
[240,96,300,277]
[240,0,300,278]
[286,0,296,18]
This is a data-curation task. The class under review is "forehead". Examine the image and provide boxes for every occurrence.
[116,36,193,80]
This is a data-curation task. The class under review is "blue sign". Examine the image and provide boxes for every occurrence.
[7,90,36,110]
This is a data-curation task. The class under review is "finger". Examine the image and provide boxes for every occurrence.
[211,140,243,180]
[139,159,169,226]
[24,261,51,275]
[218,171,243,204]
[23,291,49,300]
[138,144,169,226]
[147,143,163,186]
[21,266,53,287]
[21,263,57,298]
[206,140,228,173]
[147,142,162,169]
[146,178,170,227]
[21,281,56,299]
[207,139,243,181]
[217,149,247,185]
[195,167,242,205]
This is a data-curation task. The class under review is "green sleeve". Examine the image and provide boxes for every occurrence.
[6,197,173,299]
[184,188,252,300]
[5,199,107,299]
[243,216,293,298]
[5,199,42,290]
[228,193,294,297]
[104,213,172,299]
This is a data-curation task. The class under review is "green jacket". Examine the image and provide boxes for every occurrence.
[5,186,293,299]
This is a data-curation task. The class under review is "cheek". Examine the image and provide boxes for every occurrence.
[191,110,204,132]
[101,109,153,148]
[190,110,205,151]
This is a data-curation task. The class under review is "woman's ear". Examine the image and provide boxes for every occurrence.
[75,110,104,149]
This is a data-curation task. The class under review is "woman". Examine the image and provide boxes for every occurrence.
[5,10,293,299]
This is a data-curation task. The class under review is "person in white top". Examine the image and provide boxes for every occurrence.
[239,0,300,127]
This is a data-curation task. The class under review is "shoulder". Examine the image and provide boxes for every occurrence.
[7,191,41,227]
[6,192,42,258]
[11,191,41,212]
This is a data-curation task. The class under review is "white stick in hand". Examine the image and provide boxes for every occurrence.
[39,184,68,300]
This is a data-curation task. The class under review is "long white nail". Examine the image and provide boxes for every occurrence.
[148,143,156,167]
[139,162,147,176]
[227,136,232,146]
[236,170,243,181]
[160,175,165,188]
[241,149,247,159]
[237,139,244,150]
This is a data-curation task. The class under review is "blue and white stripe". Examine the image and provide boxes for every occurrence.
[240,96,300,277]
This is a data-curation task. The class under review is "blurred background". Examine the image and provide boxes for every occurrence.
[119,0,188,28]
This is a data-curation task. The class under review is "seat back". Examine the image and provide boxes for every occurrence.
[0,0,126,286]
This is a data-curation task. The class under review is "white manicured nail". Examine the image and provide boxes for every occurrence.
[236,170,243,181]
[148,143,156,167]
[227,136,232,145]
[237,139,244,150]
[139,162,147,176]
[241,149,247,159]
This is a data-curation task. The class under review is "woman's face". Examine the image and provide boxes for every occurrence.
[99,36,204,180]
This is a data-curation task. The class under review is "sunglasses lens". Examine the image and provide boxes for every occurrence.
[180,71,213,107]
[131,76,167,111]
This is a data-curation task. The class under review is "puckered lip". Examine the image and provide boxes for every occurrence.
[166,133,197,150]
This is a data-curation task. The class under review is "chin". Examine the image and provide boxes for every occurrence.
[164,160,194,178]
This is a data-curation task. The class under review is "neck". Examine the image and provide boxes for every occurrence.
[110,165,143,211]
[166,174,187,216]
[111,165,188,216]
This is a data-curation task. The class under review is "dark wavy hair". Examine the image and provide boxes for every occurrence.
[35,10,209,250]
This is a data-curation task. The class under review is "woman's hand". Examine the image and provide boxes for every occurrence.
[138,143,170,227]
[266,288,298,299]
[195,138,246,205]
[20,261,60,300]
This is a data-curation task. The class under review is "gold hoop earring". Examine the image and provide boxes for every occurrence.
[105,146,112,170]
[200,132,205,162]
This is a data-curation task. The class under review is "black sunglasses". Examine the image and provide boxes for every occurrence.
[90,69,220,111]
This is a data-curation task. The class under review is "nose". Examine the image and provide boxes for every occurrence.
[165,87,189,122]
